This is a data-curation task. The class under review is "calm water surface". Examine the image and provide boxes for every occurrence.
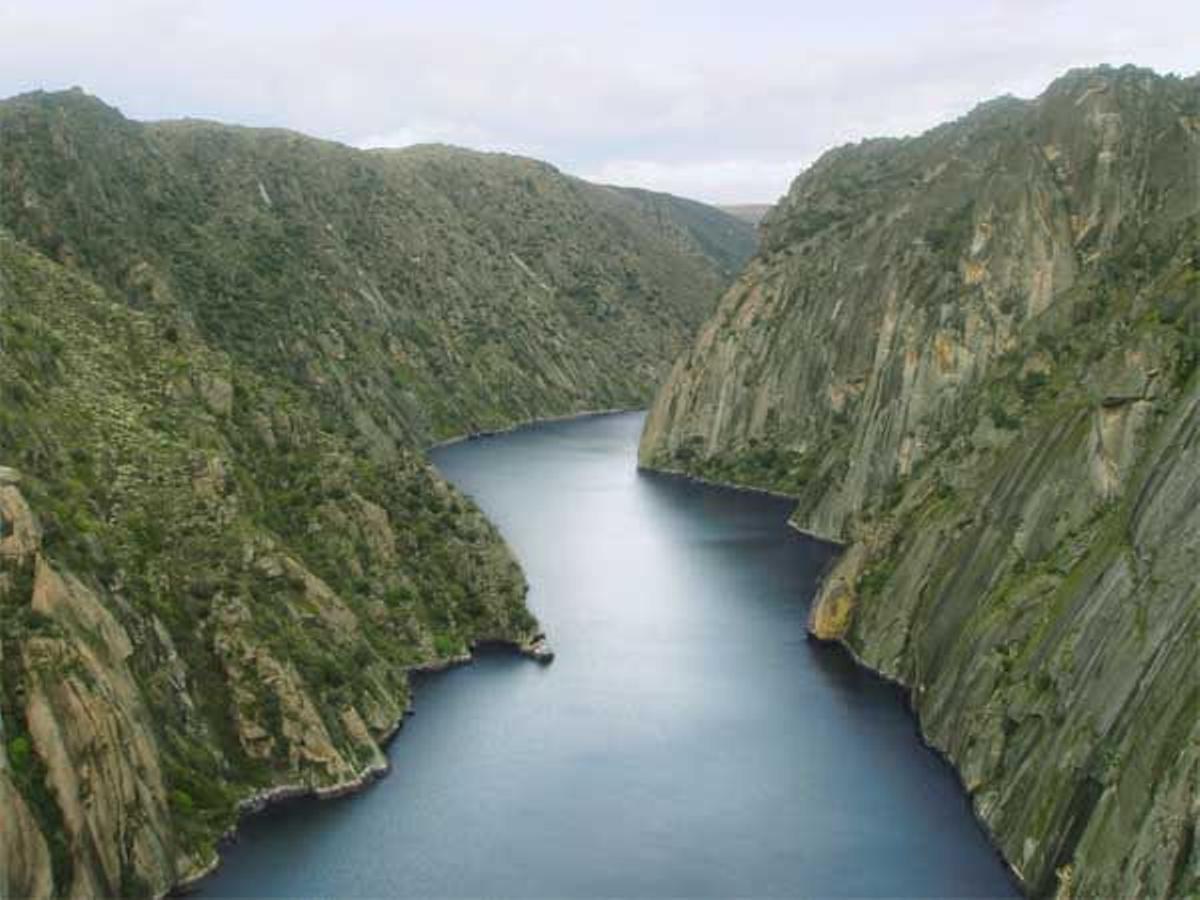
[197,412,1017,898]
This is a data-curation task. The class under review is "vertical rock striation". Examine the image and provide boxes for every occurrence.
[641,65,1199,896]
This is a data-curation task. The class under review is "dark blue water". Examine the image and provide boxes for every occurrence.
[196,412,1017,898]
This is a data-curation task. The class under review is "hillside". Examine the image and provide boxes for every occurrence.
[718,203,773,226]
[641,65,1199,897]
[0,90,753,897]
[0,89,756,445]
[606,187,760,276]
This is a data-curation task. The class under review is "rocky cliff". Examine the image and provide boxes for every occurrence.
[641,65,1198,897]
[0,90,753,897]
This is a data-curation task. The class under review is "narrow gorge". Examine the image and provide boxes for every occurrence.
[1,60,1196,900]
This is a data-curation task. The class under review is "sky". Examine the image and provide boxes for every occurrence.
[2,1,1196,204]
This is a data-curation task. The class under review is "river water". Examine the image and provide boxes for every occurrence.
[196,411,1016,898]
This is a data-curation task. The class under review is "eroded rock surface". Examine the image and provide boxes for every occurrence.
[643,66,1199,896]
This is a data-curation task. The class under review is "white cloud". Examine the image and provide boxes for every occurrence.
[1,0,1197,203]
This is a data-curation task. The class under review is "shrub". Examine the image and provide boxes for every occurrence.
[170,789,195,815]
[989,403,1021,430]
[7,735,31,773]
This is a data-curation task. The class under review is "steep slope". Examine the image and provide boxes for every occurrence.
[718,203,773,226]
[0,231,537,897]
[603,186,760,277]
[0,89,755,445]
[0,91,753,897]
[641,65,1199,896]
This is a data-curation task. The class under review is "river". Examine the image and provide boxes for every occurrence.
[195,411,1017,898]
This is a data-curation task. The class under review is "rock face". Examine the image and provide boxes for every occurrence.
[642,66,1199,897]
[0,91,753,896]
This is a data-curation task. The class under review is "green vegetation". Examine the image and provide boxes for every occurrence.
[0,89,753,446]
[673,442,819,496]
[0,87,754,898]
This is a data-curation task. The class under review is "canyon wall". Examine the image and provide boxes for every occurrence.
[642,66,1198,897]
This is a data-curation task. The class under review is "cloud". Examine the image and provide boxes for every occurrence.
[1,0,1197,202]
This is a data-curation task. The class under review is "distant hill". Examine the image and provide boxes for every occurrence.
[605,187,759,276]
[717,203,773,226]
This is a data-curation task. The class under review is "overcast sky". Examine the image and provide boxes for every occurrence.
[2,1,1196,203]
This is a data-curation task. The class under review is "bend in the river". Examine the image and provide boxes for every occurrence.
[196,411,1017,898]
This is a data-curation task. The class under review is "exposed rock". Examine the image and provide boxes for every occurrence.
[194,371,234,418]
[641,67,1198,544]
[522,634,556,664]
[0,772,53,900]
[24,558,176,897]
[642,65,1200,896]
[807,543,867,641]
[0,484,40,559]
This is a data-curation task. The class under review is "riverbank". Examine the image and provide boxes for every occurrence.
[428,407,642,451]
[189,411,1018,898]
[816,633,1030,894]
[172,410,614,897]
[639,461,1023,894]
[635,462,805,502]
[169,635,550,897]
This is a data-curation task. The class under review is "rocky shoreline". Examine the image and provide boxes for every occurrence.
[635,463,804,502]
[805,632,1029,894]
[168,412,587,898]
[641,464,1026,895]
[168,634,553,897]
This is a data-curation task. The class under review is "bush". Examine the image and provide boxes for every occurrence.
[989,403,1021,430]
[7,735,31,773]
[170,789,195,815]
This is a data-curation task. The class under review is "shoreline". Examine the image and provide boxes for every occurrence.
[168,636,550,897]
[636,463,846,552]
[640,459,1024,895]
[427,407,644,451]
[635,462,804,503]
[808,633,1029,895]
[174,406,628,896]
[177,431,1022,899]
